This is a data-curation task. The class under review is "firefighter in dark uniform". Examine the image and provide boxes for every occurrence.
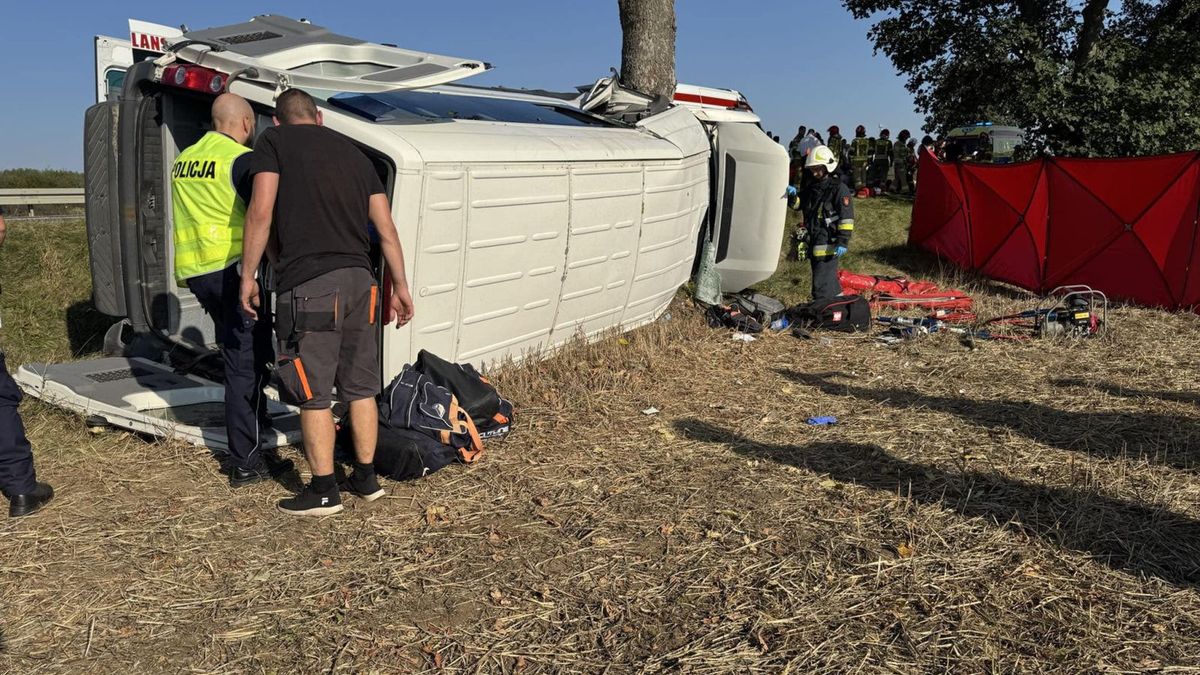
[0,209,54,517]
[892,130,913,194]
[906,139,919,193]
[870,129,893,191]
[799,145,855,300]
[849,125,871,190]
[826,126,847,173]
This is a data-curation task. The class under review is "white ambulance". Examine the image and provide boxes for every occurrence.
[18,15,788,450]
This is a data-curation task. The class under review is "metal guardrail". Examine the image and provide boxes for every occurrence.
[0,188,86,207]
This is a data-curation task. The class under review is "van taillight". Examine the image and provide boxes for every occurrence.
[160,65,226,94]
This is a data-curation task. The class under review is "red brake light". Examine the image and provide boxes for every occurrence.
[161,65,226,95]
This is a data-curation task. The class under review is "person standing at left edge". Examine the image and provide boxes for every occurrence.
[799,145,855,301]
[171,93,293,487]
[0,209,54,517]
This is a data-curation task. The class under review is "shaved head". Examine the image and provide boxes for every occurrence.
[211,93,255,145]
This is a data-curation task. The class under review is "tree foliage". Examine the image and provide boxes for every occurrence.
[843,0,1200,157]
[0,169,83,189]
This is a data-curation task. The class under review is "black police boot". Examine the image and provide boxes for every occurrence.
[230,455,295,488]
[9,482,54,518]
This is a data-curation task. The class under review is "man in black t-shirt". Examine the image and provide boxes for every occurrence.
[240,89,415,517]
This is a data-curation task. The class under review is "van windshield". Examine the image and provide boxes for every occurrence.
[328,90,612,127]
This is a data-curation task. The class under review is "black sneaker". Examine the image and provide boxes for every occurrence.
[230,456,295,488]
[277,483,343,517]
[9,482,54,518]
[340,470,386,502]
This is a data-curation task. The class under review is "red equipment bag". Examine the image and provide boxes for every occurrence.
[838,270,974,312]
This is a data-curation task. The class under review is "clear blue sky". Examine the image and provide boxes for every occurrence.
[0,1,924,170]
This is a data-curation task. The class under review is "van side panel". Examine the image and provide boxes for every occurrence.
[408,169,468,360]
[622,155,709,328]
[455,167,571,361]
[552,164,644,339]
[369,108,711,369]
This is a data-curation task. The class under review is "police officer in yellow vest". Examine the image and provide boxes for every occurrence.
[171,93,293,487]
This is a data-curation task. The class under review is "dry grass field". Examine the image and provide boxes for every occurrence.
[2,201,1199,673]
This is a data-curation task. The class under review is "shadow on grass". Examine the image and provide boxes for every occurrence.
[1051,378,1200,406]
[65,300,114,359]
[782,370,1200,472]
[675,418,1200,588]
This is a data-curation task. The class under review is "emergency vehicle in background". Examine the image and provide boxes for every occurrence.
[946,123,1026,164]
[17,15,788,450]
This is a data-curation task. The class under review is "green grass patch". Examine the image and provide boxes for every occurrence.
[1,218,112,365]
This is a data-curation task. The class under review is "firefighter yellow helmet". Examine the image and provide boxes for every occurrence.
[805,144,839,172]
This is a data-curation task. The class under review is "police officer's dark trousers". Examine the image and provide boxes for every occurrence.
[0,352,36,498]
[187,264,273,470]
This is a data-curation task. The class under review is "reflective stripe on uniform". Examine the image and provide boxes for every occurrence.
[838,219,855,231]
[811,244,837,258]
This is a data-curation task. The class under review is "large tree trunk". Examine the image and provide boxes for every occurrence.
[618,0,677,100]
[1072,0,1108,70]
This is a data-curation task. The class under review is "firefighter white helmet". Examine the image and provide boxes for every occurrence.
[805,144,838,172]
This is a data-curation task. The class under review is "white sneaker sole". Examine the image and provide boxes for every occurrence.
[356,488,386,502]
[277,503,345,517]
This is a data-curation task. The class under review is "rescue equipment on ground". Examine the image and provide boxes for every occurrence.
[787,295,871,338]
[839,270,974,314]
[728,292,787,326]
[979,285,1107,339]
[339,350,515,481]
[701,291,788,334]
[875,285,1106,344]
[412,350,514,439]
[704,303,763,334]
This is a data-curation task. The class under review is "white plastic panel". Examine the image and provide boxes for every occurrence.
[409,169,467,360]
[711,121,790,292]
[623,155,710,328]
[455,167,571,362]
[551,164,645,339]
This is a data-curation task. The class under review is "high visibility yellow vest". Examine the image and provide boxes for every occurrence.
[170,132,250,282]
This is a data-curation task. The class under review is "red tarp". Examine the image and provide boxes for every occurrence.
[909,151,1200,310]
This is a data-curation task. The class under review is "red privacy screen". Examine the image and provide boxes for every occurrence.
[910,151,1200,310]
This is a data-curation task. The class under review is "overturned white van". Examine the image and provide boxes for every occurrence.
[17,15,787,450]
